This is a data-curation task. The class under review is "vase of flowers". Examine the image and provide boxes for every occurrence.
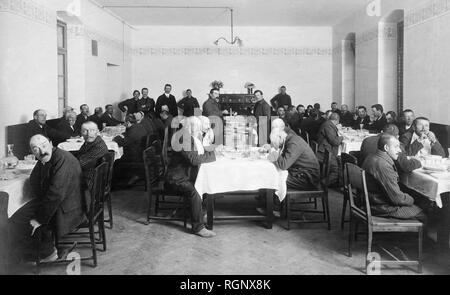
[245,82,255,94]
[210,80,224,90]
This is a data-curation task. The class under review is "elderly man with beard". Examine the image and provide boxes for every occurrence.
[8,135,84,263]
[166,116,217,237]
[77,121,109,190]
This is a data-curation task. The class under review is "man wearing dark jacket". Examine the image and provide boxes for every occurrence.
[269,127,320,190]
[300,109,323,142]
[27,109,69,145]
[9,135,84,262]
[88,107,104,131]
[362,134,426,221]
[340,105,354,127]
[78,122,109,190]
[317,113,343,186]
[398,109,415,136]
[178,89,200,116]
[74,104,90,134]
[270,86,292,110]
[101,105,123,127]
[352,106,371,130]
[166,117,216,238]
[366,104,387,133]
[400,117,446,157]
[139,88,156,118]
[253,90,272,143]
[360,124,422,173]
[119,90,141,115]
[155,84,178,118]
[203,88,228,118]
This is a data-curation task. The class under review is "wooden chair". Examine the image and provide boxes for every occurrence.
[346,163,423,274]
[144,140,189,228]
[36,161,109,272]
[340,153,358,230]
[309,140,318,156]
[284,149,331,230]
[103,151,115,229]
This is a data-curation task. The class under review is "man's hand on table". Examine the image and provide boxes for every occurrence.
[267,150,280,162]
[30,219,42,236]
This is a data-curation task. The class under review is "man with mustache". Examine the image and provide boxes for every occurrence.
[8,135,84,263]
[400,117,445,157]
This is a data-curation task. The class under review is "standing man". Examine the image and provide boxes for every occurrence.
[9,135,84,262]
[203,88,228,118]
[75,104,90,134]
[138,88,156,119]
[253,90,272,143]
[156,84,178,118]
[119,90,141,115]
[317,113,344,187]
[270,86,292,110]
[367,104,387,133]
[178,89,200,117]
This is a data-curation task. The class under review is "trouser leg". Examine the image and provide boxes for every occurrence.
[176,182,205,233]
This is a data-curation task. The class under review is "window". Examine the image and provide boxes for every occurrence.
[57,21,68,116]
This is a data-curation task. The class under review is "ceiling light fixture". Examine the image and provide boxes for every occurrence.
[213,8,243,47]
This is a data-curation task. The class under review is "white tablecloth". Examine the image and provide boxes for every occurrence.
[400,169,450,208]
[339,140,363,155]
[195,157,289,202]
[58,140,123,160]
[0,173,32,218]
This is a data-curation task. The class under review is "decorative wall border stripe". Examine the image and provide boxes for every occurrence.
[131,47,332,57]
[0,0,54,26]
[405,0,450,28]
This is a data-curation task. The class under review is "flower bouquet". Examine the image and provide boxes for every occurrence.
[210,80,224,89]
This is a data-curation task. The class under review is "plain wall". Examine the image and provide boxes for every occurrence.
[332,0,450,124]
[131,26,333,109]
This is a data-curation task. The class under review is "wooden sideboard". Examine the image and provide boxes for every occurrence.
[219,94,256,116]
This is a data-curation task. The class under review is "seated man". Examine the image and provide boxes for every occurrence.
[340,104,354,127]
[165,116,216,238]
[75,104,90,134]
[300,109,323,142]
[77,122,109,190]
[26,109,69,145]
[56,111,78,140]
[362,134,427,221]
[9,135,84,262]
[101,104,123,127]
[112,114,148,186]
[154,105,174,140]
[352,106,371,130]
[360,124,422,173]
[317,113,343,186]
[398,109,415,136]
[286,106,302,135]
[269,126,320,191]
[400,117,446,157]
[88,107,104,131]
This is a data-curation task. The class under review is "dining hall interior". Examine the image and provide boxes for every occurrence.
[1,0,450,275]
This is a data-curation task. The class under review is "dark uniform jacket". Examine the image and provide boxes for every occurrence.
[367,114,387,133]
[56,119,78,139]
[300,117,322,141]
[26,120,69,145]
[400,131,446,157]
[114,123,147,162]
[74,114,89,135]
[275,133,320,188]
[178,96,200,113]
[100,113,123,127]
[88,115,103,131]
[360,134,422,173]
[165,137,216,186]
[340,111,354,127]
[156,94,178,118]
[118,98,140,115]
[30,148,84,238]
[202,98,223,118]
[270,93,292,109]
[317,120,343,157]
[352,115,371,130]
[138,97,156,118]
[362,151,423,219]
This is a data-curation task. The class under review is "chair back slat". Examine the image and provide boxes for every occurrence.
[87,162,108,219]
[310,140,318,155]
[162,126,169,170]
[341,153,358,190]
[103,150,115,192]
[143,139,163,192]
[346,163,372,223]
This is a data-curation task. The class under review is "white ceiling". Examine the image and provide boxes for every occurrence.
[95,0,367,26]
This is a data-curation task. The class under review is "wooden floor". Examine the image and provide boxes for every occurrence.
[6,188,450,275]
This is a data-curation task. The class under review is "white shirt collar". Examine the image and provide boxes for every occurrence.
[165,93,170,98]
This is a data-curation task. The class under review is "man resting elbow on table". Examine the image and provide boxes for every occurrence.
[269,126,321,191]
[165,116,217,238]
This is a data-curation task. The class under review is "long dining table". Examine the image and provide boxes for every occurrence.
[194,148,288,230]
